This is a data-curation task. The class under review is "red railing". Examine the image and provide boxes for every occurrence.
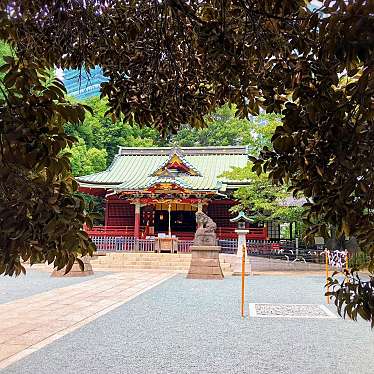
[86,226,267,240]
[86,225,136,237]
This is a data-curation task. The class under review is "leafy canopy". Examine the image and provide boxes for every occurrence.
[0,0,373,325]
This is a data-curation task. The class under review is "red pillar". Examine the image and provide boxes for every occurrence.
[104,199,109,227]
[134,202,141,238]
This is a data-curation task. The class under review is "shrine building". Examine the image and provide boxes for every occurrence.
[77,146,271,241]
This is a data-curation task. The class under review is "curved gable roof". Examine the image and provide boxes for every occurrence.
[77,146,249,192]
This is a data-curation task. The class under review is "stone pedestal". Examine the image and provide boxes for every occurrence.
[187,246,224,280]
[51,256,94,277]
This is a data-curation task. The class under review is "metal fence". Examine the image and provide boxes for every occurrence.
[247,239,325,263]
[218,238,324,263]
[218,239,238,254]
[90,234,324,263]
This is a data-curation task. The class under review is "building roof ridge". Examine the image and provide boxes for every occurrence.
[118,145,249,156]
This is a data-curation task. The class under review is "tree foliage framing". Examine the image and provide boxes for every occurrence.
[0,57,96,275]
[0,1,373,323]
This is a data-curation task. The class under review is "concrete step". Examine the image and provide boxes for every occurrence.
[95,253,193,258]
[115,265,190,270]
[90,253,233,274]
[92,258,190,264]
[95,255,192,260]
[90,267,232,277]
[92,260,231,269]
[93,253,230,261]
[92,264,233,274]
[93,262,181,266]
[93,264,228,270]
[94,260,191,266]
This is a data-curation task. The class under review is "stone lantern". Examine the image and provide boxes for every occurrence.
[230,212,254,275]
[230,211,254,258]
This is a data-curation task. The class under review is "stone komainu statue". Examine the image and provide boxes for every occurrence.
[193,211,217,246]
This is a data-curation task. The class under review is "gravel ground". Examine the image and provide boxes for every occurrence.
[2,274,374,374]
[0,269,109,304]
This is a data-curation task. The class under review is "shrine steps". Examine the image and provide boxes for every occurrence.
[90,252,233,274]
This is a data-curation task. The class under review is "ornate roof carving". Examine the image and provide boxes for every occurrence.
[150,148,201,177]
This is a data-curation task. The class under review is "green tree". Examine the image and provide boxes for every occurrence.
[223,163,304,224]
[68,138,107,176]
[0,41,11,66]
[0,57,95,276]
[64,118,94,149]
[167,105,281,153]
[246,113,280,155]
[79,96,159,162]
[64,96,159,172]
[86,148,107,174]
[0,42,12,92]
[66,100,280,174]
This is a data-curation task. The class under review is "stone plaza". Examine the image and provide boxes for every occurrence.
[0,267,373,374]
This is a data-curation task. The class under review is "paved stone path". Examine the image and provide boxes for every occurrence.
[2,274,374,374]
[0,269,109,304]
[0,271,174,369]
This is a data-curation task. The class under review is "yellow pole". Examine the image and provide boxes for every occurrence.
[247,251,250,319]
[325,250,330,304]
[241,244,245,318]
[345,251,349,283]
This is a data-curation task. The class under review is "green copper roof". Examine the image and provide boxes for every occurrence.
[77,146,249,193]
[230,211,255,223]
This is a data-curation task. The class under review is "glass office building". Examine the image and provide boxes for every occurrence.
[60,66,107,100]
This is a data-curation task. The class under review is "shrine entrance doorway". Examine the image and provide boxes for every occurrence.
[154,210,196,234]
[153,202,197,238]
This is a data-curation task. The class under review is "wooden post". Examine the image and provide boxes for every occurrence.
[325,250,330,304]
[168,203,172,237]
[241,244,245,318]
[247,253,250,319]
[104,198,109,226]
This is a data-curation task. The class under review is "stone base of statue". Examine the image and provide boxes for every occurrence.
[51,256,94,277]
[187,246,224,280]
